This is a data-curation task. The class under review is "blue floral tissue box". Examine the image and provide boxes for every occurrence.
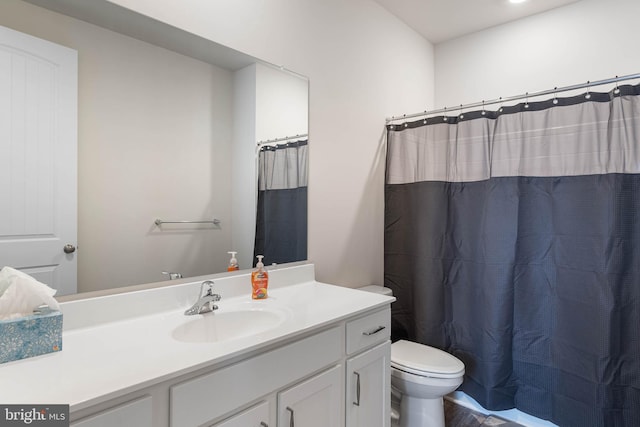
[0,311,62,364]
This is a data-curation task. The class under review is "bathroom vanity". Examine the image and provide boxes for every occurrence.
[0,264,393,427]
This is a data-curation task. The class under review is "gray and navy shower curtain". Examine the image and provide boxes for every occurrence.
[385,85,640,427]
[254,140,308,266]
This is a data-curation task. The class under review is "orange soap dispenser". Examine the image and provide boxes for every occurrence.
[251,255,269,299]
[227,251,239,271]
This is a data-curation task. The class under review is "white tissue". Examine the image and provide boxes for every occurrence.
[0,267,60,320]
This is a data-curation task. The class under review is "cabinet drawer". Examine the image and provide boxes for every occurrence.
[171,326,343,427]
[71,396,152,427]
[346,307,390,355]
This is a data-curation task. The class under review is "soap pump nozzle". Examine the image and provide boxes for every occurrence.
[256,255,264,269]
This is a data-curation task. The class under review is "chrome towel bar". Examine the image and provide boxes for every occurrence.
[154,218,221,226]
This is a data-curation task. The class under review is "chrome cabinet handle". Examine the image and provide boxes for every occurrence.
[362,325,385,336]
[353,371,361,406]
[286,406,294,427]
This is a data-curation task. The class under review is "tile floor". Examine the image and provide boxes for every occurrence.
[444,399,525,427]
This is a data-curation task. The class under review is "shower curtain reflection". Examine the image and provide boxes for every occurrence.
[254,140,308,266]
[385,85,640,427]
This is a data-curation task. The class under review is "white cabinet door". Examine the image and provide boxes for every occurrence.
[346,341,391,427]
[277,364,343,427]
[212,400,271,427]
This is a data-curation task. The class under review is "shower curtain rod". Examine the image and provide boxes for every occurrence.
[257,133,308,146]
[386,72,640,123]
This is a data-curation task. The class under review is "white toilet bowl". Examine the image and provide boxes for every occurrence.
[356,286,465,427]
[391,340,465,427]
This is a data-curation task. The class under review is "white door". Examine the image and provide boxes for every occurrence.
[0,25,78,295]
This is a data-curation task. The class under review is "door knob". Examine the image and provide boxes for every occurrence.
[63,244,76,254]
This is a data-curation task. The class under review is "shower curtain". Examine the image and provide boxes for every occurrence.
[385,85,640,427]
[254,140,308,266]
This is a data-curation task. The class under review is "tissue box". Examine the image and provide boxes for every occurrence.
[0,311,62,364]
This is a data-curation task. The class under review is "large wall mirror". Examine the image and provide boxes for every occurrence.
[0,0,309,295]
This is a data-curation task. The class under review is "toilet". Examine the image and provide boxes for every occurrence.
[391,339,465,427]
[357,285,465,427]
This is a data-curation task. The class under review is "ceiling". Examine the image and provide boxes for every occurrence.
[24,0,258,70]
[372,0,582,44]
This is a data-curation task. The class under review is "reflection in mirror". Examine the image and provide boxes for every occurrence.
[0,0,308,295]
[254,139,308,265]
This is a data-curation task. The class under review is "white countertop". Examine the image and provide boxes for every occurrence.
[0,264,393,412]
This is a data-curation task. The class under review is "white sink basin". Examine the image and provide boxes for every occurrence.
[172,305,287,343]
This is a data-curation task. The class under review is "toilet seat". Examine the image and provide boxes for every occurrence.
[391,340,465,379]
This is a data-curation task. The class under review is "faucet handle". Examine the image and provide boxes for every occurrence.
[201,280,215,296]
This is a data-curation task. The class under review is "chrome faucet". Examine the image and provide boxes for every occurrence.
[184,280,221,315]
[162,271,183,280]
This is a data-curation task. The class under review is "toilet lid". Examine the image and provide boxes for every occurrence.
[391,340,465,379]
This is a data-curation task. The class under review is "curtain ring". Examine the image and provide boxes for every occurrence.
[498,97,504,113]
[443,107,448,122]
[459,104,464,120]
[524,92,530,109]
[614,76,621,95]
[481,100,486,116]
[585,81,592,99]
[553,87,559,105]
